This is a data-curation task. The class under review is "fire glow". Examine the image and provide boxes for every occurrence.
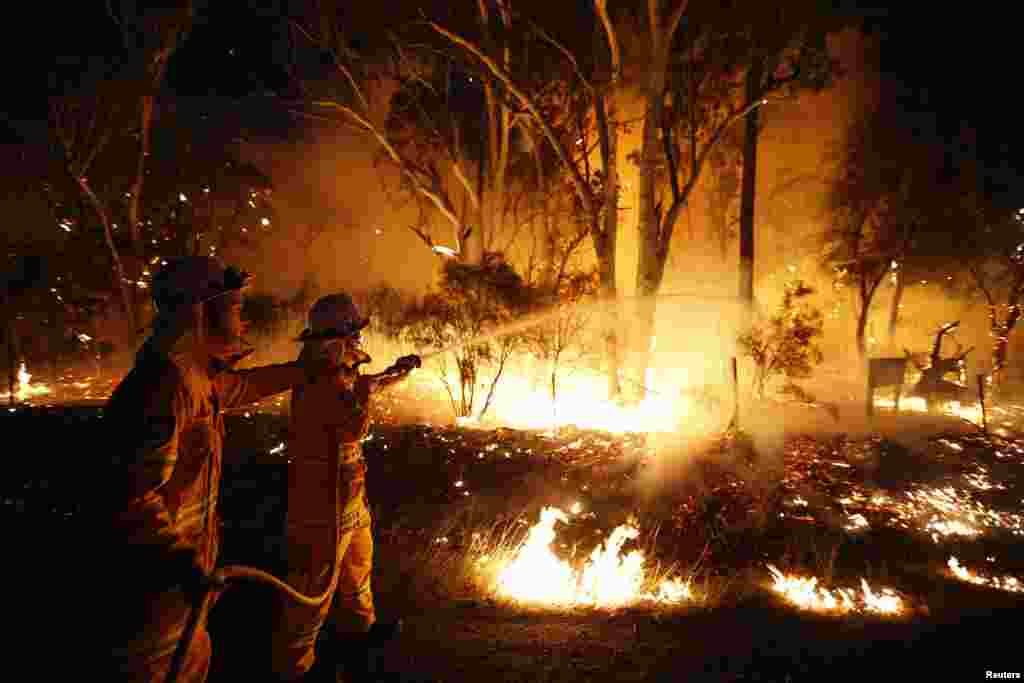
[482,506,692,608]
[873,396,983,425]
[436,366,699,435]
[766,564,905,615]
[0,363,53,402]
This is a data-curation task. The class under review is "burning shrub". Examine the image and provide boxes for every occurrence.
[738,280,824,399]
[360,283,410,340]
[401,253,536,420]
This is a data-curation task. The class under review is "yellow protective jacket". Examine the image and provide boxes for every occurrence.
[104,332,305,573]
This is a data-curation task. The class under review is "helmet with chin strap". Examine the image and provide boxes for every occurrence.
[151,256,252,313]
[297,293,370,342]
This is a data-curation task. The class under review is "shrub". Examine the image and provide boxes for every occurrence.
[738,280,824,399]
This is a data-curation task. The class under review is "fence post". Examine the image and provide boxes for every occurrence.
[977,373,988,433]
[730,356,740,431]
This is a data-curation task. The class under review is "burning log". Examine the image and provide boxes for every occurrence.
[906,322,975,411]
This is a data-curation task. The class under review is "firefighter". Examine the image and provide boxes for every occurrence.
[99,256,328,683]
[270,293,420,682]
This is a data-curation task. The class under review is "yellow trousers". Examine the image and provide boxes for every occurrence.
[271,486,375,680]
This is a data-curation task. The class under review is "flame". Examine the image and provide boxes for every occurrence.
[766,565,904,615]
[947,557,1024,593]
[0,362,53,402]
[487,506,691,608]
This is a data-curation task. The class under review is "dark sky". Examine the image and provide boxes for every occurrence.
[870,4,1020,202]
[13,2,1021,201]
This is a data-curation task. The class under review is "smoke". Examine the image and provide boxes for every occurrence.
[228,120,439,299]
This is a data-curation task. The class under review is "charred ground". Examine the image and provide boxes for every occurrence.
[6,401,1024,681]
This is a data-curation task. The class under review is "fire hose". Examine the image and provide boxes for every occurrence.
[167,361,417,683]
[165,560,342,683]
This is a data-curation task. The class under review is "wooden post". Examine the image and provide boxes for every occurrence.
[6,319,17,408]
[730,356,740,431]
[866,374,874,418]
[977,373,988,433]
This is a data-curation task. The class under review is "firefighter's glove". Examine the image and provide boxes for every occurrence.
[166,547,221,603]
[394,355,422,372]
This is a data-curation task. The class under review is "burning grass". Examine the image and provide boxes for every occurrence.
[10,354,1024,627]
[476,506,693,608]
[947,556,1024,593]
[765,564,905,615]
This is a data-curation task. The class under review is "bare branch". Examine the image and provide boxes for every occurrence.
[968,266,994,308]
[429,22,596,219]
[312,101,464,232]
[661,111,680,201]
[664,0,691,46]
[409,226,435,249]
[659,97,767,253]
[451,153,482,213]
[594,0,621,77]
[290,18,371,113]
[528,19,592,91]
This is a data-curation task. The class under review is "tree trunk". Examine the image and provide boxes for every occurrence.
[595,246,623,400]
[856,306,869,358]
[634,44,670,402]
[887,265,904,343]
[78,177,137,341]
[991,307,1021,386]
[4,309,16,407]
[594,90,622,401]
[738,56,764,334]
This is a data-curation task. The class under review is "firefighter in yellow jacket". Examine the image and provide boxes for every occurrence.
[100,257,326,683]
[271,293,419,682]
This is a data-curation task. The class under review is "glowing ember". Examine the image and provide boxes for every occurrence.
[488,507,691,608]
[432,245,458,257]
[844,513,870,532]
[766,565,904,615]
[839,484,1024,542]
[0,363,53,402]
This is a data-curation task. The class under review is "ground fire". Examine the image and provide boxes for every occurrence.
[479,505,692,608]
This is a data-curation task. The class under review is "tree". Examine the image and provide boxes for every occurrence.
[429,0,626,399]
[957,202,1024,386]
[287,4,487,263]
[822,104,920,358]
[108,0,195,326]
[49,86,137,338]
[725,3,840,328]
[629,0,771,399]
[402,253,533,420]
